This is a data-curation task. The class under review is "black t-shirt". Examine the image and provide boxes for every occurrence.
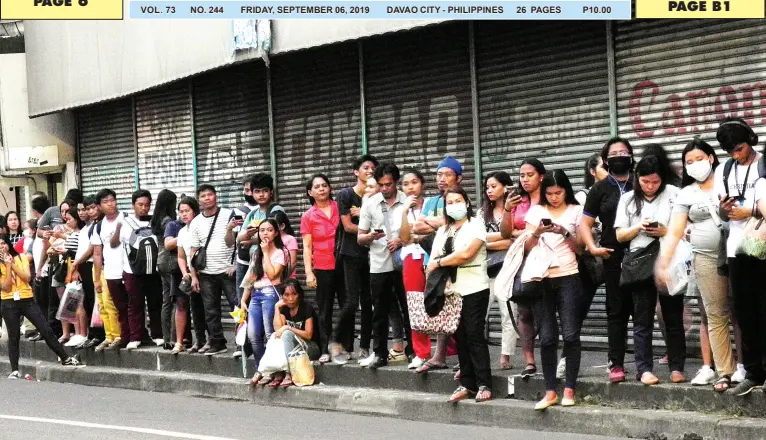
[336,186,367,258]
[279,303,321,347]
[583,177,633,250]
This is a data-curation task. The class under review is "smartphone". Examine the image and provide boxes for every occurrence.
[374,228,384,233]
[507,187,519,198]
[541,218,552,226]
[647,221,659,228]
[232,215,243,221]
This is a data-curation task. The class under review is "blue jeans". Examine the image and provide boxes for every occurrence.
[248,286,279,368]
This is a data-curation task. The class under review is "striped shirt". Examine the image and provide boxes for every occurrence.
[189,207,234,275]
[65,231,80,260]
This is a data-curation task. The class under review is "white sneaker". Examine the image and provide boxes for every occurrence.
[65,335,86,347]
[232,350,242,359]
[408,356,425,370]
[732,364,746,384]
[153,338,165,347]
[690,365,716,386]
[556,357,566,380]
[126,341,141,350]
[359,353,376,367]
[8,371,20,379]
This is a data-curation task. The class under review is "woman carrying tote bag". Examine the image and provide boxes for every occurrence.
[426,186,492,403]
[614,155,684,386]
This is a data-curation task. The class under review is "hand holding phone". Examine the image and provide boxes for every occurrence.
[540,218,552,226]
[646,221,659,229]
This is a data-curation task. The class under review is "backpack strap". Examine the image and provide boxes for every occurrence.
[758,155,766,178]
[723,158,736,197]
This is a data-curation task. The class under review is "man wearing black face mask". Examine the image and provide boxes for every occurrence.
[579,137,635,383]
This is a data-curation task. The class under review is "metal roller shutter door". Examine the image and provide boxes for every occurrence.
[364,22,476,199]
[272,43,363,310]
[476,22,611,346]
[193,63,270,208]
[616,19,766,160]
[78,100,136,211]
[135,82,196,199]
[616,19,766,350]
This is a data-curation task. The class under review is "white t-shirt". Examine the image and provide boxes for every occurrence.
[177,225,192,268]
[119,215,152,275]
[91,213,125,280]
[32,237,49,277]
[715,157,761,258]
[525,204,583,277]
[189,208,234,275]
[75,222,95,263]
[614,185,679,252]
[431,217,489,296]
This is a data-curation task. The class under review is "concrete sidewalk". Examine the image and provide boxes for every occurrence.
[1,338,765,439]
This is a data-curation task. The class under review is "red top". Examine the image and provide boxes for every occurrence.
[300,201,339,271]
[512,197,533,231]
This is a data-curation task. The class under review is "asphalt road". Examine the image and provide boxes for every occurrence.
[0,380,628,440]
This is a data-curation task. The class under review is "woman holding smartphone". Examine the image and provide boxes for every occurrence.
[614,156,684,386]
[482,171,517,370]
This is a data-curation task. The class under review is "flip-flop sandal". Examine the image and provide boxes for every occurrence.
[714,375,731,393]
[521,363,537,380]
[269,377,283,388]
[500,359,512,370]
[250,373,263,386]
[415,361,448,374]
[475,386,493,403]
[257,375,273,386]
[448,386,475,403]
[280,377,294,388]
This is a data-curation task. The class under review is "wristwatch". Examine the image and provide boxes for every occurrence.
[563,230,572,239]
[437,258,442,267]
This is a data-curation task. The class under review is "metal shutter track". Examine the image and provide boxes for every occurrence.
[365,22,476,196]
[78,100,136,210]
[476,22,611,346]
[135,82,196,198]
[194,63,270,208]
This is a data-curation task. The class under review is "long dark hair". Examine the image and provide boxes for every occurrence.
[151,189,178,236]
[305,174,333,206]
[252,218,286,280]
[518,159,546,198]
[4,212,21,235]
[539,170,579,207]
[443,186,475,225]
[681,138,720,188]
[281,278,308,309]
[64,205,85,230]
[482,171,513,224]
[631,156,667,218]
[641,143,680,186]
[271,210,295,236]
[0,234,18,258]
[583,153,601,189]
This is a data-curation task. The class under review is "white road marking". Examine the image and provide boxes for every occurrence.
[0,414,240,440]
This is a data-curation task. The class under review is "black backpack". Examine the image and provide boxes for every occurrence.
[123,216,159,275]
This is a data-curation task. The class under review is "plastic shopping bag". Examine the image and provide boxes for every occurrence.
[235,322,247,347]
[90,300,104,328]
[56,282,84,324]
[287,345,315,387]
[257,334,288,374]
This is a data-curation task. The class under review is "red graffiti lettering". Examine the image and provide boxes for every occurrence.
[630,81,766,138]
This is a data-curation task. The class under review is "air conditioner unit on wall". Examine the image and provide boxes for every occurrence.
[7,145,60,170]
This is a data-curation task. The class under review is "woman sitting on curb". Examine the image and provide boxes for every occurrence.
[252,279,320,387]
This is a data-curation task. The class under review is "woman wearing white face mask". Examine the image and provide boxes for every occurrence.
[426,186,492,403]
[656,139,737,392]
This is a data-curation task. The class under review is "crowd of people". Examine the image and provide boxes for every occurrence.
[0,116,764,409]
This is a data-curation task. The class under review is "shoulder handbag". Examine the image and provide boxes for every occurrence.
[619,239,660,287]
[191,209,220,271]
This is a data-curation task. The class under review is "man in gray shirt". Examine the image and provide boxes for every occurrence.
[358,163,411,369]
